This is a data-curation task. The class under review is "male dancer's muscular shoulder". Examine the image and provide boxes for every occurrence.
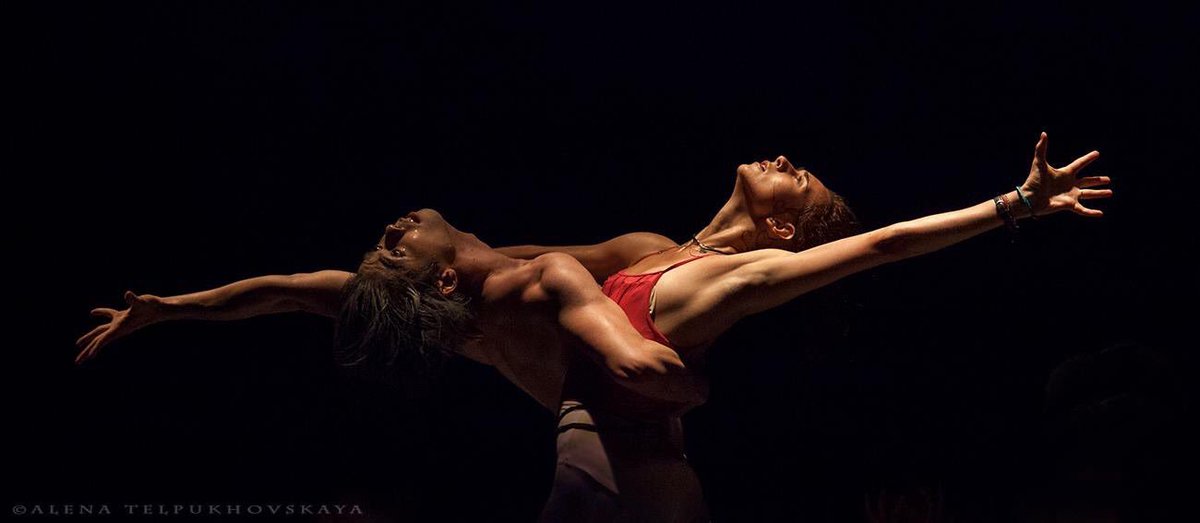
[480,253,593,305]
[527,253,598,303]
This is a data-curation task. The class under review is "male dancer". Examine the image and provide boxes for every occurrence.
[77,208,706,411]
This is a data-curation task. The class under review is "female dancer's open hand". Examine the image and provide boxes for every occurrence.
[75,291,167,364]
[1020,132,1113,217]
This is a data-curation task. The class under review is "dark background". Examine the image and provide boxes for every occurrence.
[9,1,1196,521]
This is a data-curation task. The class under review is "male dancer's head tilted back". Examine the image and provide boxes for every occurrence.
[333,210,479,378]
[327,208,704,408]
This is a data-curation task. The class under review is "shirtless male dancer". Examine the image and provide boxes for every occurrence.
[74,210,709,502]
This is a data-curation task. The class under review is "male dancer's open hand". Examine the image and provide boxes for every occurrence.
[76,291,166,364]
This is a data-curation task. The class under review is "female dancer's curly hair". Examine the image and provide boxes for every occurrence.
[789,191,860,251]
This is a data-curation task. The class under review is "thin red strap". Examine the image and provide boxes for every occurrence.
[661,253,715,273]
[613,245,681,276]
[624,245,680,268]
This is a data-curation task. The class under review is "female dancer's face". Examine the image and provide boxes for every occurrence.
[736,155,832,217]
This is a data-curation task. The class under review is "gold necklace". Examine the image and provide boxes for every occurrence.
[690,235,734,255]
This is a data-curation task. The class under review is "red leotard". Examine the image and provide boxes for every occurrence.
[600,252,714,349]
[544,250,715,521]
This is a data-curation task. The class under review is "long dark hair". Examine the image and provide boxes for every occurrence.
[333,264,476,386]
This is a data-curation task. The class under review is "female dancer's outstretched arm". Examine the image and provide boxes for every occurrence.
[75,270,352,364]
[659,133,1111,342]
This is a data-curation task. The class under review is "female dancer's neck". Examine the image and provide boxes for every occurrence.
[694,200,759,254]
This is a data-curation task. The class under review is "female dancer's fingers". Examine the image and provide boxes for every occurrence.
[1076,176,1111,189]
[76,325,108,347]
[1079,189,1113,200]
[91,308,117,318]
[1073,202,1104,217]
[1064,150,1100,174]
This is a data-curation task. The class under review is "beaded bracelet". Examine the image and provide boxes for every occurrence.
[993,195,1019,232]
[1014,186,1038,220]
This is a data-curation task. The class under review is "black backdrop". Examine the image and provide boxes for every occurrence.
[10,1,1196,521]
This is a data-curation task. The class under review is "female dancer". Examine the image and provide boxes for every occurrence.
[495,132,1111,522]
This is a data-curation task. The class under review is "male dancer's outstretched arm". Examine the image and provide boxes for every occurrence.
[74,261,699,404]
[75,270,352,363]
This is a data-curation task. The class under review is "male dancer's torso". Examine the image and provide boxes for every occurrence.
[453,256,575,412]
[548,247,719,523]
[434,249,717,522]
[451,249,715,414]
[562,249,716,417]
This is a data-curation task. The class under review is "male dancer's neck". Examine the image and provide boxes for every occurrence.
[449,240,524,297]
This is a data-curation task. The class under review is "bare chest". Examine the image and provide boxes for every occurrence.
[473,303,571,412]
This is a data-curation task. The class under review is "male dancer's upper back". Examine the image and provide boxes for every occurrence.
[458,253,606,411]
[360,222,705,414]
[349,210,705,414]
